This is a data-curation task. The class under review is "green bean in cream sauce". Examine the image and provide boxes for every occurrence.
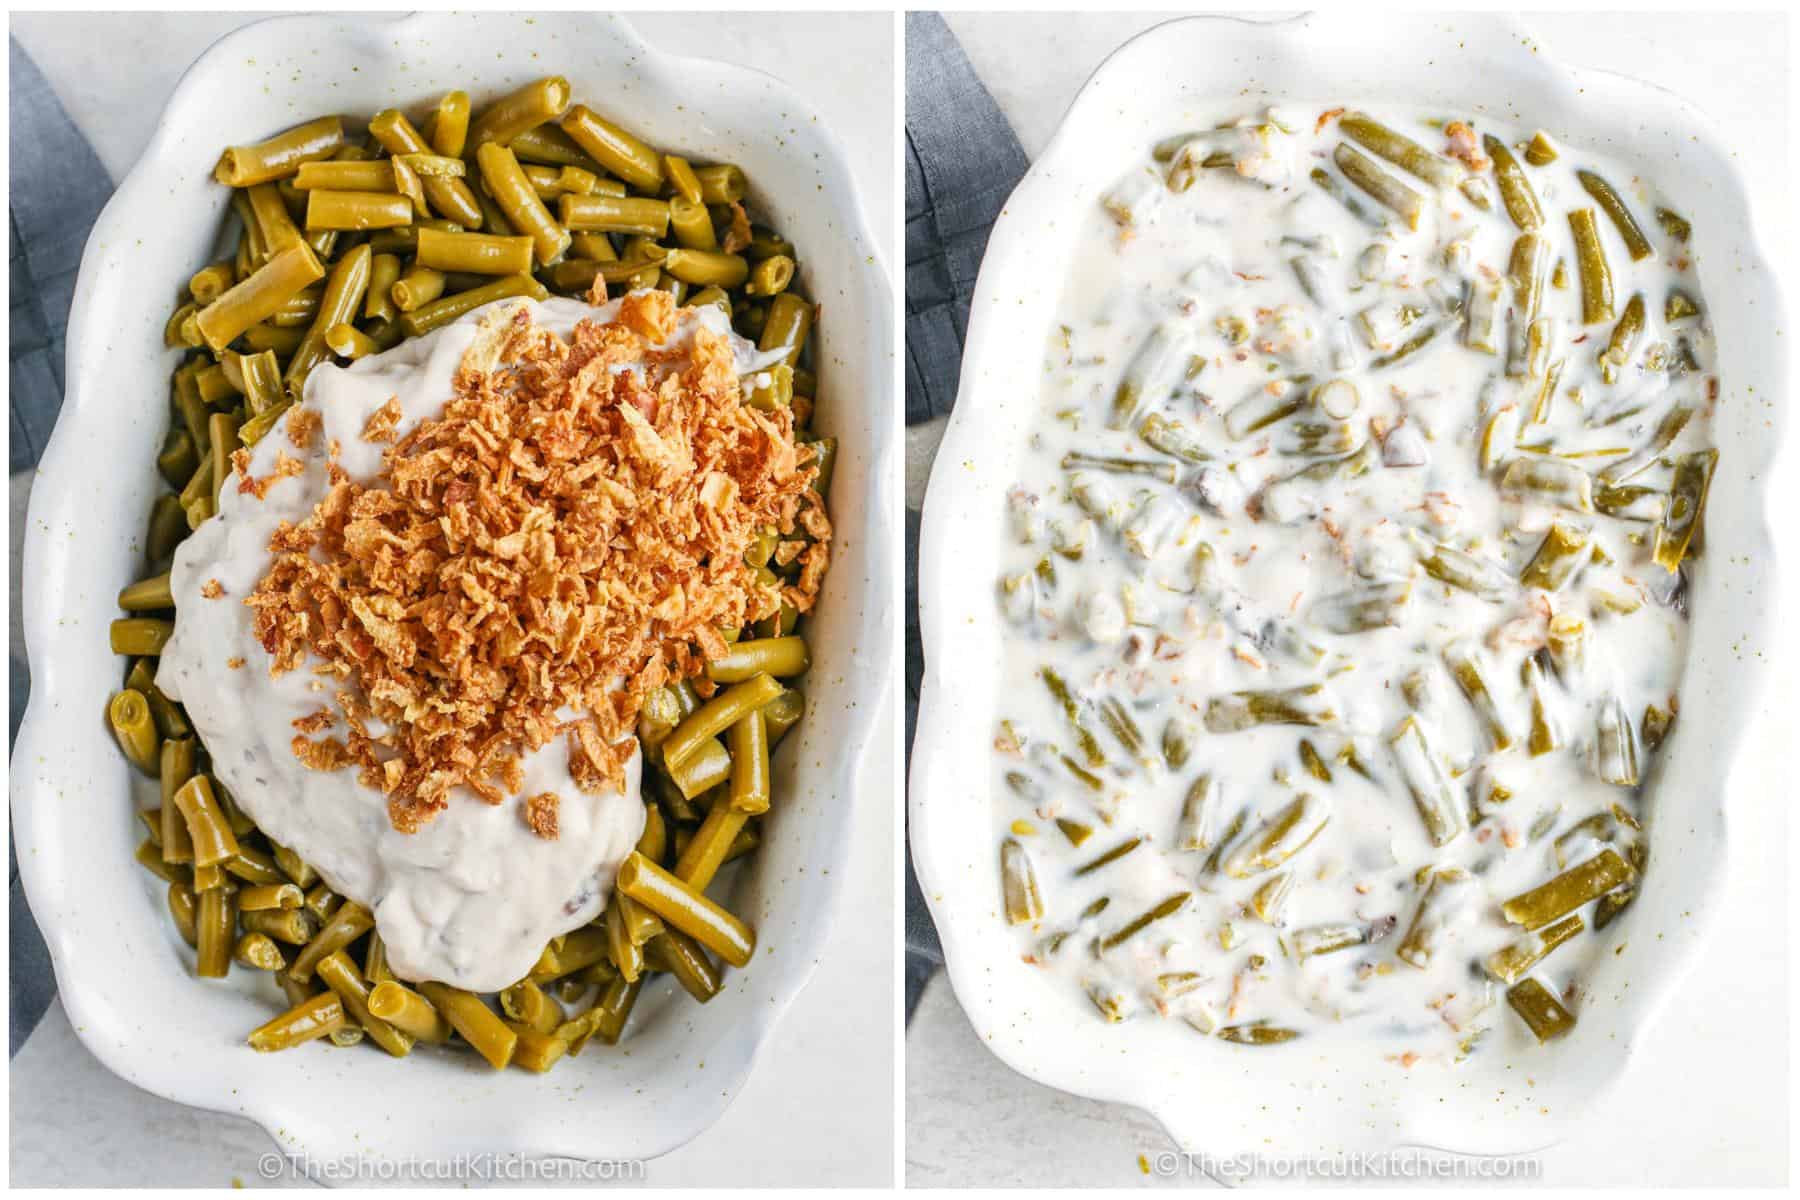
[992,106,1717,1063]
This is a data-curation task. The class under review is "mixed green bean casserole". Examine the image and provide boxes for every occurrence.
[992,106,1718,1063]
[109,77,836,1070]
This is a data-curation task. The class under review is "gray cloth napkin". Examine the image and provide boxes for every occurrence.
[9,35,114,1056]
[903,13,1027,1020]
[904,13,1028,427]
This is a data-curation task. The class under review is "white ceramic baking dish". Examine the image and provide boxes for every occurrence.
[11,10,893,1173]
[911,10,1783,1159]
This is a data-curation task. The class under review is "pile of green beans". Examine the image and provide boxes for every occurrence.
[113,77,835,1069]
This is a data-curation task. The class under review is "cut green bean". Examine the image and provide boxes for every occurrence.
[1651,448,1716,572]
[108,689,161,774]
[647,929,722,1004]
[195,885,235,978]
[1111,323,1196,431]
[1310,166,1385,227]
[1500,456,1595,512]
[1204,684,1337,733]
[1395,870,1475,968]
[615,852,755,967]
[663,248,750,289]
[1486,913,1583,984]
[468,76,572,150]
[1522,653,1563,756]
[285,243,370,395]
[1568,207,1615,324]
[1594,695,1641,787]
[705,635,810,683]
[317,950,413,1058]
[289,900,374,982]
[1388,715,1464,846]
[172,775,240,868]
[194,242,324,352]
[1484,134,1544,231]
[662,673,783,773]
[1418,541,1514,601]
[1333,142,1424,229]
[1220,793,1330,879]
[215,117,345,187]
[414,227,534,276]
[592,975,643,1046]
[1174,774,1220,851]
[559,105,663,193]
[1599,293,1646,383]
[1577,169,1653,262]
[1102,893,1190,950]
[1040,667,1107,767]
[1309,581,1412,633]
[1218,1023,1300,1045]
[247,992,346,1051]
[1520,519,1591,590]
[725,709,770,815]
[1593,887,1636,931]
[1502,847,1633,930]
[1444,640,1516,752]
[1507,977,1576,1042]
[1289,921,1366,962]
[304,189,412,232]
[397,274,549,338]
[418,982,516,1069]
[368,981,453,1044]
[369,108,483,227]
[1001,838,1044,925]
[1339,112,1463,189]
[1223,377,1308,440]
[1075,836,1143,877]
[1367,322,1443,370]
[758,292,813,368]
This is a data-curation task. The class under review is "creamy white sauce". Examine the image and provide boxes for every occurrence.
[992,107,1716,1063]
[160,296,766,992]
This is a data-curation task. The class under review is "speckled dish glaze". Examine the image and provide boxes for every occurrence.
[910,11,1782,1158]
[12,11,892,1171]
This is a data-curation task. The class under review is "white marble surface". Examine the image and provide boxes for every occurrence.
[907,9,1792,1188]
[8,11,896,1188]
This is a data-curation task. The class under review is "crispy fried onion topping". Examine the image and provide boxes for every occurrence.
[246,293,830,834]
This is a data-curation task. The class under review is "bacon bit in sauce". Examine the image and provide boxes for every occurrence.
[1441,121,1489,172]
[1417,492,1461,526]
[201,579,225,599]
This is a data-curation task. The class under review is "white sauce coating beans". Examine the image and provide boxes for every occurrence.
[991,106,1718,1063]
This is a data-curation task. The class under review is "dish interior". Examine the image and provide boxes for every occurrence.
[914,13,1778,1156]
[16,10,891,1166]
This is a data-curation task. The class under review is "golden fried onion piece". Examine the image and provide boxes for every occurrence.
[247,294,830,834]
